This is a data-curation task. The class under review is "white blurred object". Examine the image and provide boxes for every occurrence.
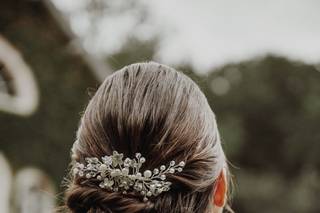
[12,168,56,213]
[0,153,12,213]
[0,35,39,116]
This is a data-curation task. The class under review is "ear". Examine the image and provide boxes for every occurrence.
[213,169,227,207]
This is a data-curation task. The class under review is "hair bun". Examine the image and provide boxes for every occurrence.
[66,184,154,213]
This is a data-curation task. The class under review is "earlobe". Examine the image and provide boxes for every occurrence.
[213,169,227,207]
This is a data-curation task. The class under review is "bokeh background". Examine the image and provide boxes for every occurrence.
[1,0,320,212]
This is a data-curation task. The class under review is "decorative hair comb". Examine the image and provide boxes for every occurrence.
[73,151,185,201]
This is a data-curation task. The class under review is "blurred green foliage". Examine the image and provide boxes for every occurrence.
[208,57,320,213]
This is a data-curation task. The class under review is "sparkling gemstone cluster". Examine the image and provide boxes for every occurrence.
[73,151,185,201]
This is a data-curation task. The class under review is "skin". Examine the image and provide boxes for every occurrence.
[212,168,227,213]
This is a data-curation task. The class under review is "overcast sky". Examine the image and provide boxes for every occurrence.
[52,0,320,73]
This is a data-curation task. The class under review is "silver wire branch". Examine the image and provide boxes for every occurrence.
[73,151,185,201]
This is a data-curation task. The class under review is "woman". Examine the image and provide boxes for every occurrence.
[63,62,232,213]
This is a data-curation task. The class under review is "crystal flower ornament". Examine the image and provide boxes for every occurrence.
[73,151,185,201]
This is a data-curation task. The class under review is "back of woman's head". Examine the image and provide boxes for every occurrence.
[65,62,227,213]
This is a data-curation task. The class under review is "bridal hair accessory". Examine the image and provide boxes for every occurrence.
[73,151,185,201]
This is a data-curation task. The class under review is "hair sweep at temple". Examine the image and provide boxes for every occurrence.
[63,62,229,213]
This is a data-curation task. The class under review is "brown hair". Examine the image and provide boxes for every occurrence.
[64,62,228,213]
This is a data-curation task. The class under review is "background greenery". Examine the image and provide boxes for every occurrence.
[1,1,320,212]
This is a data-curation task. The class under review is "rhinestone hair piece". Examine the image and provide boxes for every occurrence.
[73,151,185,201]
